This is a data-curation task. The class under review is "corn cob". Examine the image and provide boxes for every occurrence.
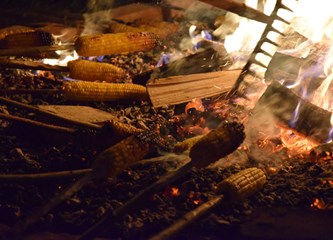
[173,135,205,154]
[108,21,141,33]
[67,59,125,82]
[62,81,148,102]
[75,32,160,56]
[0,25,34,40]
[2,30,55,49]
[216,167,267,202]
[106,118,143,137]
[189,122,245,168]
[139,22,179,38]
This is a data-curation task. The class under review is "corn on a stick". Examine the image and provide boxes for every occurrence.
[108,21,141,33]
[150,168,266,240]
[14,130,162,236]
[0,25,34,40]
[79,121,245,240]
[68,59,125,82]
[173,135,205,154]
[2,30,55,49]
[75,32,160,56]
[62,81,148,102]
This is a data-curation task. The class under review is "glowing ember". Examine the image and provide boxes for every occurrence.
[310,198,326,209]
[170,187,180,197]
[185,98,205,114]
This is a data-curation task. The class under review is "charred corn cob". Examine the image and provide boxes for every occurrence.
[173,135,205,154]
[2,30,55,49]
[0,25,34,40]
[68,59,125,82]
[108,21,141,33]
[139,22,179,38]
[75,32,160,56]
[62,81,148,102]
[216,167,266,202]
[92,131,154,178]
[106,118,143,137]
[189,122,245,168]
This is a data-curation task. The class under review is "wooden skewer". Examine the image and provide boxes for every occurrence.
[0,58,68,71]
[0,44,75,57]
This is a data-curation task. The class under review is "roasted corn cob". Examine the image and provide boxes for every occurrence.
[68,59,125,82]
[2,30,55,49]
[62,81,148,102]
[139,22,179,38]
[108,21,141,33]
[216,167,267,202]
[173,135,204,154]
[105,118,143,137]
[0,25,34,40]
[189,121,245,168]
[75,32,160,56]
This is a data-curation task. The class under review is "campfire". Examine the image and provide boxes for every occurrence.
[1,0,333,239]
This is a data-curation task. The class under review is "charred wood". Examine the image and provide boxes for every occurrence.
[252,80,332,143]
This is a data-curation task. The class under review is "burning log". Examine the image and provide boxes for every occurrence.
[147,69,241,107]
[75,32,161,57]
[252,80,332,143]
[133,47,231,85]
[79,121,245,239]
[265,52,324,94]
[150,168,266,240]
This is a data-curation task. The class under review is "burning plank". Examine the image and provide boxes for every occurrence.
[252,80,332,143]
[147,69,241,107]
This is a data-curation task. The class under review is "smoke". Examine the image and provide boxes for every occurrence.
[81,0,115,35]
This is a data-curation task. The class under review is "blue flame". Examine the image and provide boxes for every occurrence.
[156,53,171,67]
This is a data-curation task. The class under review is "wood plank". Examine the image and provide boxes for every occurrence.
[147,69,241,107]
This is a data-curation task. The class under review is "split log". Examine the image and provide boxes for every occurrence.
[265,52,324,95]
[133,47,231,85]
[147,69,241,107]
[252,80,332,143]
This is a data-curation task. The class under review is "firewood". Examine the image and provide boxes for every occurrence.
[147,69,241,107]
[252,80,332,143]
[133,47,231,85]
[265,52,324,94]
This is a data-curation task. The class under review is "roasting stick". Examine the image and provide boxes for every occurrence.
[150,167,267,240]
[11,130,167,238]
[0,44,75,57]
[78,121,245,240]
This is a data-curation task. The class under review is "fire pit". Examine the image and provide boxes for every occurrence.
[0,0,333,239]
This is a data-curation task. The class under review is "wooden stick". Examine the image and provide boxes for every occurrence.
[0,112,76,134]
[149,195,224,240]
[0,169,92,182]
[0,44,74,57]
[0,96,101,130]
[0,58,68,71]
[147,69,241,107]
[252,80,332,143]
[199,0,272,24]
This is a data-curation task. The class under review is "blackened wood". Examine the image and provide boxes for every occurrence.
[252,80,332,143]
[265,52,324,94]
[133,47,231,85]
[0,58,68,71]
[0,44,74,57]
